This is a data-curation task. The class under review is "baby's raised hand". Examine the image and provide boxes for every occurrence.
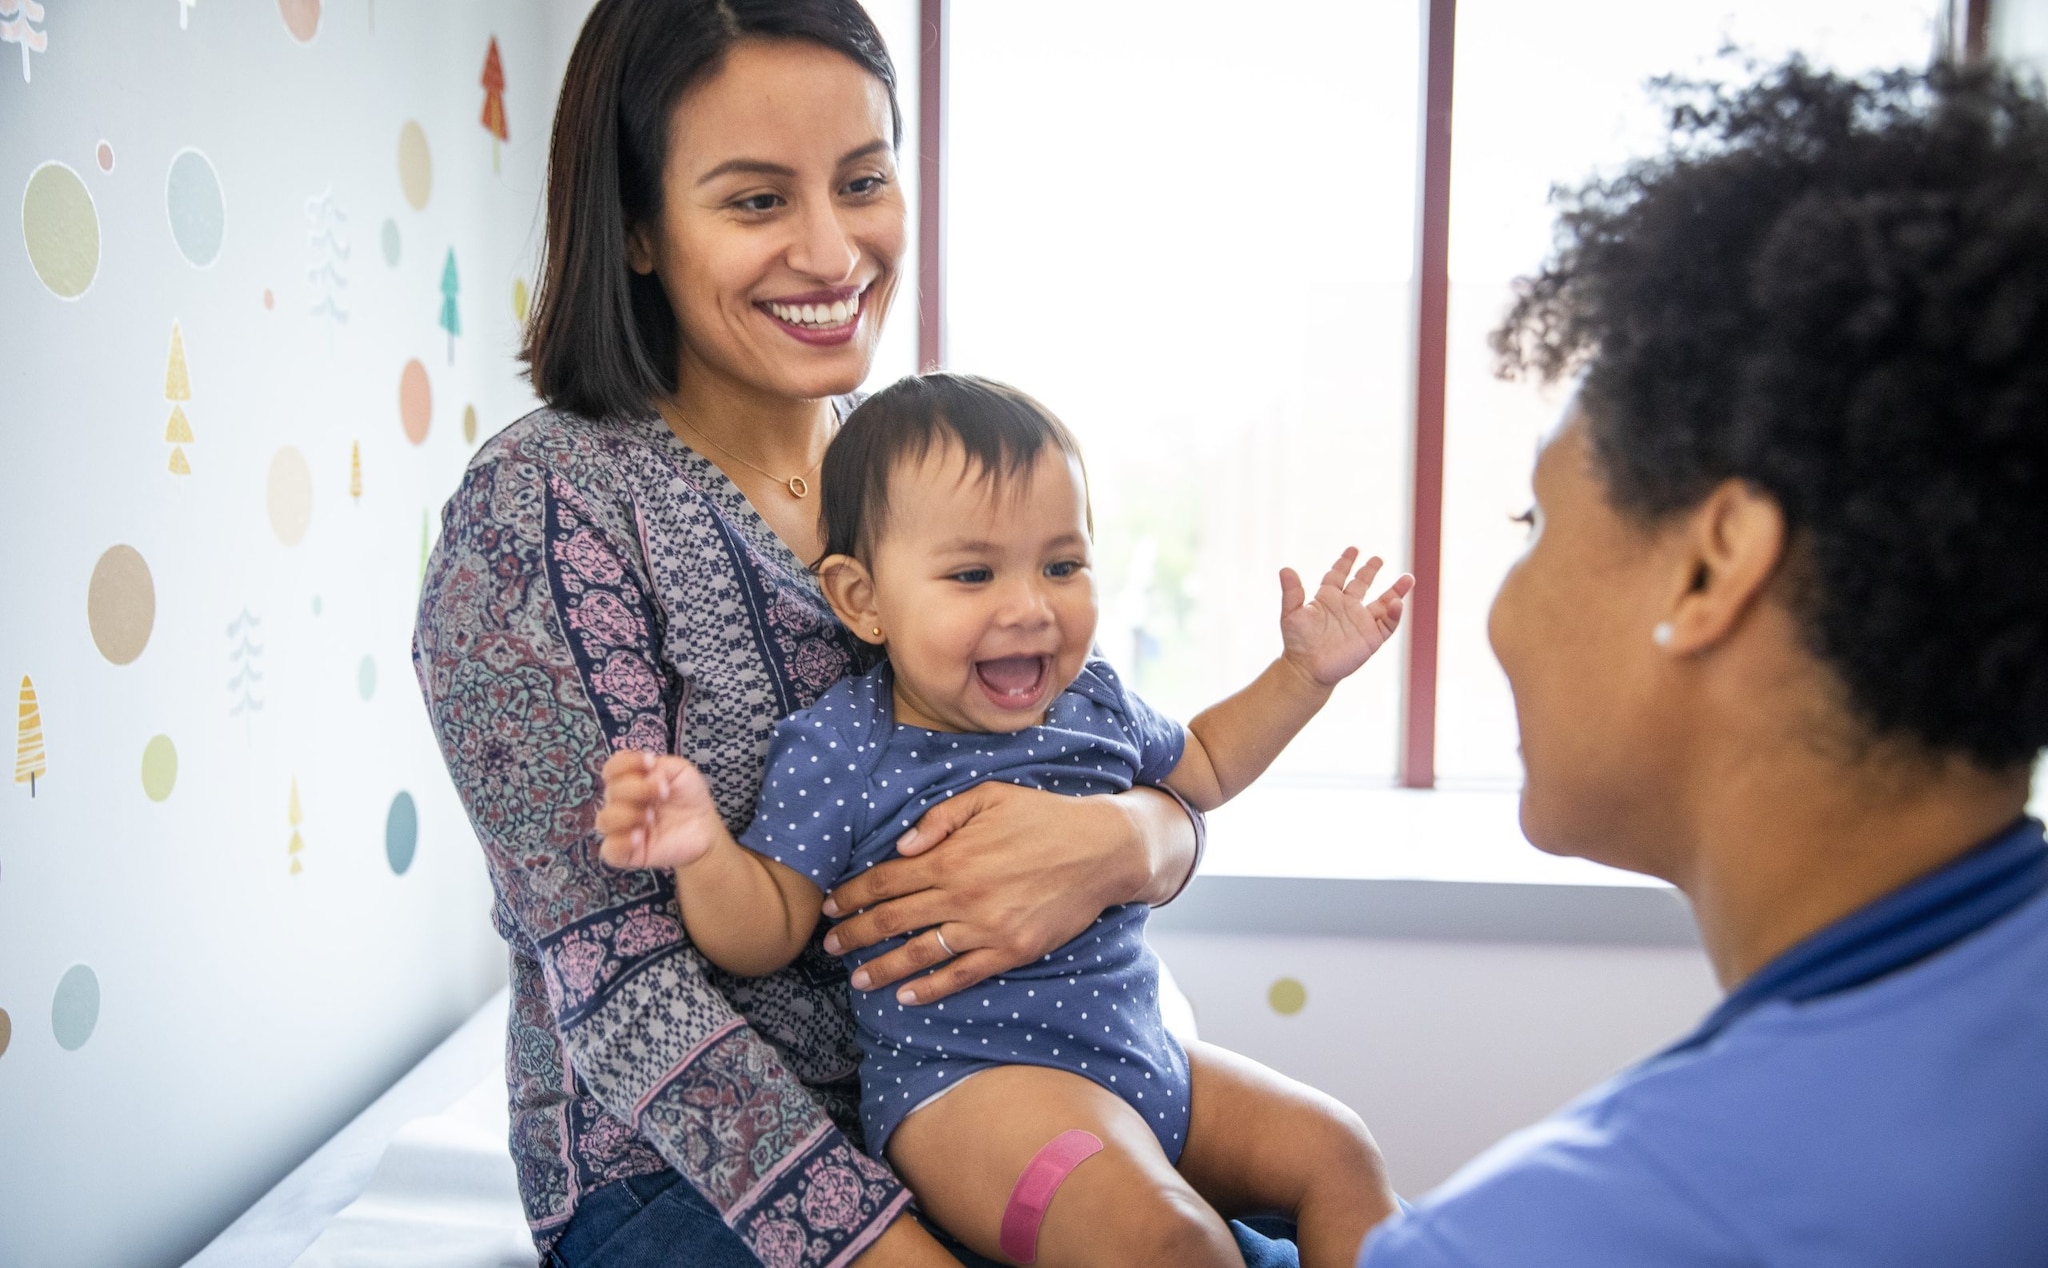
[598,749,724,872]
[1278,548,1416,688]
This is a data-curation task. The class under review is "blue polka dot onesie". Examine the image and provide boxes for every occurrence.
[739,658,1194,1161]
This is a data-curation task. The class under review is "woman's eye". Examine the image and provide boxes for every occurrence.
[950,568,991,584]
[732,193,784,214]
[1509,506,1538,536]
[845,174,890,198]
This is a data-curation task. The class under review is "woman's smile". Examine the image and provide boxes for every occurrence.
[759,281,871,345]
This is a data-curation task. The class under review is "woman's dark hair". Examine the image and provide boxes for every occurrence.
[819,373,1091,563]
[523,0,901,420]
[1495,57,2048,768]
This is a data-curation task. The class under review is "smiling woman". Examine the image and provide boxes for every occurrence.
[413,3,1259,1267]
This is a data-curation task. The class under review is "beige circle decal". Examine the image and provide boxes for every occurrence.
[397,121,432,211]
[399,359,431,445]
[267,446,314,545]
[22,162,100,300]
[87,545,156,665]
[1267,977,1307,1016]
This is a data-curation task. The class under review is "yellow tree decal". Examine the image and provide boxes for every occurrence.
[288,777,305,874]
[15,675,45,795]
[350,441,362,502]
[165,322,194,475]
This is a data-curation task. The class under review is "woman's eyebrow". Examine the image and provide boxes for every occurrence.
[695,140,893,187]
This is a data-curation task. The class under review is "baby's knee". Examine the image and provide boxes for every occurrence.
[1099,1187,1238,1268]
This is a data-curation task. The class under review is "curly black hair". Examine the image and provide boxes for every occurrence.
[1494,57,2048,769]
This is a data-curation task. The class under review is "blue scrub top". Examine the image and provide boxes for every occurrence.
[1360,818,2048,1267]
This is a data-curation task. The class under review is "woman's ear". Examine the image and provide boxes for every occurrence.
[818,554,883,644]
[1656,479,1787,656]
[625,219,656,276]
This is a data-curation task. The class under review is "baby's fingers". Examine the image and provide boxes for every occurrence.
[1319,547,1362,592]
[1278,566,1306,618]
[1342,554,1386,600]
[597,826,650,870]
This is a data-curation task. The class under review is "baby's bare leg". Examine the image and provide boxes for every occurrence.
[886,1063,1239,1268]
[1176,1041,1399,1268]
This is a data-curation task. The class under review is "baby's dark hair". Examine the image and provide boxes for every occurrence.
[819,372,1090,562]
[1494,57,2048,769]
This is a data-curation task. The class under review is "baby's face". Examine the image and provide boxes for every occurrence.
[866,443,1098,733]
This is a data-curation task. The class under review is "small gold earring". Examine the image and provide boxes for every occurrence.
[871,627,882,638]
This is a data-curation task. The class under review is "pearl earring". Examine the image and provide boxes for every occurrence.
[1652,622,1675,648]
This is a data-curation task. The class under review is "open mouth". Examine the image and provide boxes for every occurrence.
[759,284,868,340]
[974,655,1050,710]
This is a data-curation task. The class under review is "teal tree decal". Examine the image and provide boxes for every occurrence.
[439,248,460,363]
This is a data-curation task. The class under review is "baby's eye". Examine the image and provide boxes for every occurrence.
[950,567,992,584]
[1044,560,1082,579]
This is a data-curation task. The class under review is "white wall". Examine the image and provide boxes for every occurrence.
[0,4,550,1264]
[1153,930,1721,1195]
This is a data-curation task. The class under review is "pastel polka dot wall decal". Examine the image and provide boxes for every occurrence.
[380,217,400,267]
[511,276,530,323]
[0,1007,10,1059]
[462,403,477,445]
[279,0,320,43]
[263,287,275,310]
[140,735,178,802]
[1267,977,1307,1016]
[95,141,114,173]
[51,965,99,1051]
[399,358,431,444]
[311,595,322,616]
[357,654,376,700]
[267,445,314,546]
[88,545,156,665]
[166,148,225,269]
[386,791,417,875]
[397,121,432,211]
[21,162,100,299]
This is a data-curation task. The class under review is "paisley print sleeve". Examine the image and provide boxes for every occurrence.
[414,438,910,1265]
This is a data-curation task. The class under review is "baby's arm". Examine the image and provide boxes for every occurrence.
[598,750,824,977]
[1166,549,1412,811]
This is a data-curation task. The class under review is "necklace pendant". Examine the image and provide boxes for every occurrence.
[787,475,810,499]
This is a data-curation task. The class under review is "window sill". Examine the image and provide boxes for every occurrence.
[1153,783,1700,947]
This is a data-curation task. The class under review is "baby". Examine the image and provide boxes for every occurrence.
[600,373,1409,1267]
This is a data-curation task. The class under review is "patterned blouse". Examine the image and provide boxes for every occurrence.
[412,406,909,1265]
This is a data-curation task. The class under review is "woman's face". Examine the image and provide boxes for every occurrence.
[636,39,906,403]
[1487,406,1690,877]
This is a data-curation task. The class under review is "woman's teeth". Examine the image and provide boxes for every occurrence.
[765,293,861,328]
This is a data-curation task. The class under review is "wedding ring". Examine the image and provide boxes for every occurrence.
[933,927,957,958]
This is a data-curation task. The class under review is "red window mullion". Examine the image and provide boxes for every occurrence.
[1402,0,1458,789]
[917,0,947,372]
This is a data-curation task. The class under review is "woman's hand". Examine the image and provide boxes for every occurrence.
[820,781,1195,1004]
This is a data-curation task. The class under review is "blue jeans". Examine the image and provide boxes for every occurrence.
[548,1168,1301,1267]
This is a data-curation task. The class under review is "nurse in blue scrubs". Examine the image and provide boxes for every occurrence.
[1360,58,2048,1267]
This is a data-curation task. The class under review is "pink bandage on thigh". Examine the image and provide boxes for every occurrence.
[999,1129,1104,1264]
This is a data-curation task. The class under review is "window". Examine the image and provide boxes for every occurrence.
[948,0,1421,782]
[911,1,1974,881]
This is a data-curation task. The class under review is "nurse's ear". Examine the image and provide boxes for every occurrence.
[818,554,884,645]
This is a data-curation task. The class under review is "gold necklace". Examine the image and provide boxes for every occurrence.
[660,402,830,499]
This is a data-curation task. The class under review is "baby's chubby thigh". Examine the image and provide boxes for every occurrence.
[885,1063,1241,1268]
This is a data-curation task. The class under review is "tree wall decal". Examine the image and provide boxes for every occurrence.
[439,247,460,363]
[165,321,194,475]
[480,36,508,173]
[15,675,45,796]
[0,0,47,83]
